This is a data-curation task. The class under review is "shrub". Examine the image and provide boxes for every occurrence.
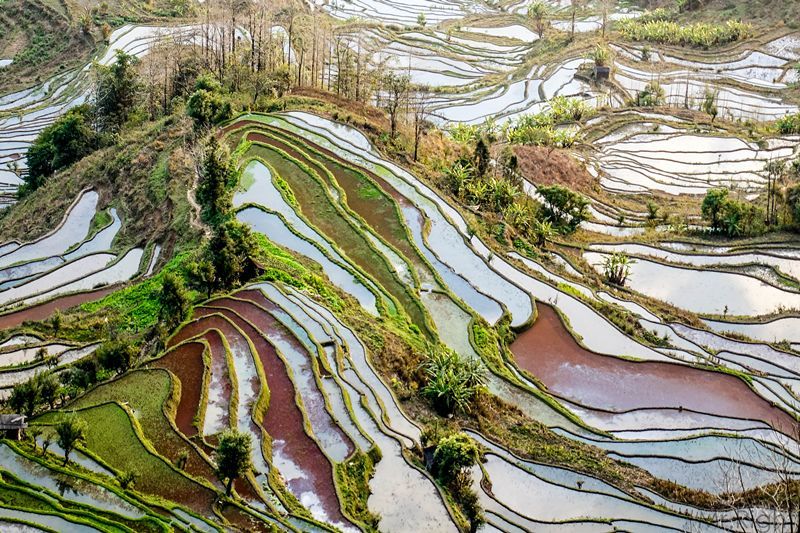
[591,45,611,68]
[701,90,718,121]
[433,433,479,483]
[117,470,138,490]
[96,340,137,373]
[504,97,590,148]
[158,272,190,327]
[636,81,665,107]
[787,183,800,225]
[537,184,589,233]
[776,114,800,135]
[187,89,233,127]
[701,187,765,237]
[25,105,99,192]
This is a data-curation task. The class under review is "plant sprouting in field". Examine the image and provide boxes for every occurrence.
[421,346,486,416]
[603,252,635,286]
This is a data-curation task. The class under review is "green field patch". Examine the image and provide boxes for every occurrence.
[80,253,198,333]
[66,370,217,483]
[245,138,431,336]
[37,402,217,516]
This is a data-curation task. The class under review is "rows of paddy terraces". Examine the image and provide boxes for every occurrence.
[222,111,800,529]
[582,111,800,198]
[156,280,458,531]
[0,188,162,399]
[1,7,800,531]
[332,8,799,126]
[1,107,798,530]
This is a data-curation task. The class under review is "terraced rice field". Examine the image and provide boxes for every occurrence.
[3,1,800,531]
[5,107,777,530]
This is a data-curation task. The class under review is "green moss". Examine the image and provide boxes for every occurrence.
[356,182,382,200]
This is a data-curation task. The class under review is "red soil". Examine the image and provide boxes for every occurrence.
[205,296,352,527]
[0,287,115,329]
[155,341,206,438]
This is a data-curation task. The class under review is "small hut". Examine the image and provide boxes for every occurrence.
[0,414,27,440]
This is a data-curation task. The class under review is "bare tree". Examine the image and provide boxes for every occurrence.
[411,87,432,162]
[381,72,410,138]
[599,0,614,39]
[569,0,586,40]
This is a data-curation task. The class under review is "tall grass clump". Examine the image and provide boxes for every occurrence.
[776,114,800,135]
[618,16,751,47]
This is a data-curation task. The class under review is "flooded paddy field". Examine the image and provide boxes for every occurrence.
[2,1,800,531]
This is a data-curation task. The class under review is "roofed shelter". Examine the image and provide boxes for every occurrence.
[0,414,27,440]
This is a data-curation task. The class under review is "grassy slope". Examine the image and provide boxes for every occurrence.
[0,0,94,93]
[0,115,199,250]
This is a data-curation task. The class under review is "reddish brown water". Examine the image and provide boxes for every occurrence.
[169,323,233,435]
[0,287,115,329]
[205,296,351,527]
[166,316,265,501]
[156,341,206,438]
[512,304,798,435]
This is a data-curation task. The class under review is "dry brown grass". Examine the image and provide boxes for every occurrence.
[513,145,600,192]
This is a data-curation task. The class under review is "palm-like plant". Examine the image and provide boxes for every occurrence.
[530,219,555,249]
[487,177,520,212]
[504,201,532,231]
[444,162,473,197]
[421,347,486,416]
[602,252,635,286]
[465,179,490,207]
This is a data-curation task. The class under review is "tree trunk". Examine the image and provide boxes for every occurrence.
[225,477,234,496]
[571,7,576,40]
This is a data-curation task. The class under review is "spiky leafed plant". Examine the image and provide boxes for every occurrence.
[421,347,486,416]
[603,252,636,286]
[591,45,611,68]
[465,179,490,207]
[443,162,473,198]
[487,177,520,212]
[530,219,555,249]
[504,202,532,232]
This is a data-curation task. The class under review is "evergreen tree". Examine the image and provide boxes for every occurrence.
[94,50,140,133]
[216,430,252,496]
